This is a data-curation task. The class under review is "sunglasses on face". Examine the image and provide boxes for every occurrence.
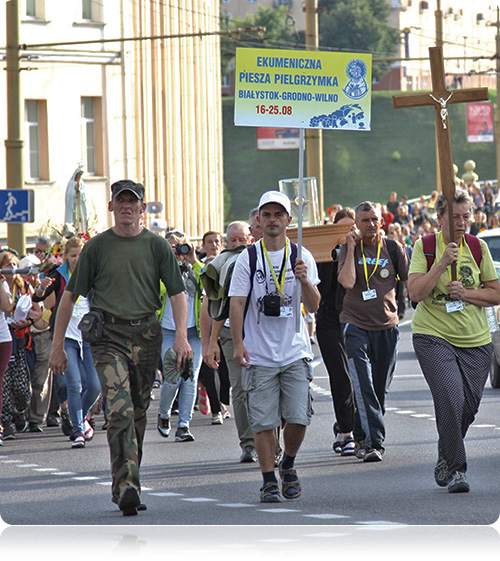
[165,231,184,239]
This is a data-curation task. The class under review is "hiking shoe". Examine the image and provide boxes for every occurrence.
[71,434,86,448]
[363,448,383,463]
[118,486,141,516]
[434,458,451,488]
[175,426,195,442]
[239,445,257,463]
[278,463,302,499]
[157,414,171,438]
[211,412,223,425]
[447,471,470,494]
[260,482,281,503]
[61,409,73,437]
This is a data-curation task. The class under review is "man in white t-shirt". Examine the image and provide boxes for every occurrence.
[229,191,320,503]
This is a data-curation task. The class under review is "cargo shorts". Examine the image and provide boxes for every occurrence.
[241,357,314,433]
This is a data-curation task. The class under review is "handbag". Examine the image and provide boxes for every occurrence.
[78,309,104,343]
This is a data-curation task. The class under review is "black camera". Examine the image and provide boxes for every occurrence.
[175,243,191,256]
[263,294,281,317]
[331,244,341,262]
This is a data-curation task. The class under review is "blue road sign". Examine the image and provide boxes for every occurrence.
[0,189,35,223]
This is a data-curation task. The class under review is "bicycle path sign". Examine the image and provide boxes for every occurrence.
[0,189,35,223]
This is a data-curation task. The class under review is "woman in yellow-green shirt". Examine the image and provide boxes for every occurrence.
[408,188,500,494]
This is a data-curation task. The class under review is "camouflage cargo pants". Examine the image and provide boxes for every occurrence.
[91,316,161,502]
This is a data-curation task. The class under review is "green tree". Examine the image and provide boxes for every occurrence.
[220,5,298,78]
[319,0,400,80]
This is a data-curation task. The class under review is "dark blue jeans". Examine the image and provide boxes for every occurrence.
[343,324,399,452]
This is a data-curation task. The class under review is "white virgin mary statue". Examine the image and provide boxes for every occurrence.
[65,165,88,234]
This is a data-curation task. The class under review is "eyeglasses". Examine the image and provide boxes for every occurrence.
[165,231,184,239]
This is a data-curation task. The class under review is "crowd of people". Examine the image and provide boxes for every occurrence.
[0,177,499,513]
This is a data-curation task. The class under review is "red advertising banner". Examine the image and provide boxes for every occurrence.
[256,127,300,151]
[467,102,494,143]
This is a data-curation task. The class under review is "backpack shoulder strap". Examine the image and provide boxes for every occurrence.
[385,238,399,277]
[421,234,436,271]
[290,241,298,271]
[244,243,258,321]
[464,233,482,268]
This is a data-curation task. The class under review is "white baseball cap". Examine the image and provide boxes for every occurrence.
[257,191,291,215]
[18,254,41,269]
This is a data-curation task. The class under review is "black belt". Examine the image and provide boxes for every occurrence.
[102,312,156,326]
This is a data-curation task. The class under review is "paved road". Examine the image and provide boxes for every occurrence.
[1,313,500,553]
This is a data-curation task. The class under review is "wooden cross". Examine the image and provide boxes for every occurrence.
[393,46,489,280]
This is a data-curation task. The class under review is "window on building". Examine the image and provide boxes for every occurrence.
[81,96,103,175]
[81,0,102,23]
[25,0,45,19]
[25,99,49,180]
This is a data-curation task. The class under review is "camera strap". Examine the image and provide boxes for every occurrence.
[261,239,289,300]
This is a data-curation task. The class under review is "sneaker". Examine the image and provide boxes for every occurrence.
[341,437,356,456]
[15,415,28,433]
[221,405,231,420]
[211,412,223,425]
[60,409,73,437]
[83,419,94,441]
[434,458,451,488]
[46,415,60,427]
[260,482,281,503]
[3,424,16,441]
[71,434,86,448]
[28,422,43,433]
[157,414,171,438]
[363,448,383,462]
[175,426,195,442]
[239,445,257,463]
[447,471,470,494]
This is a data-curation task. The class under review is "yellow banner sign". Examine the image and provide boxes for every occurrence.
[234,47,372,131]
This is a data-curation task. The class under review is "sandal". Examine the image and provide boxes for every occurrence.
[260,482,281,503]
[278,465,302,499]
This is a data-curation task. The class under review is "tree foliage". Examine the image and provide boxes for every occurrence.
[220,5,299,77]
[319,0,400,80]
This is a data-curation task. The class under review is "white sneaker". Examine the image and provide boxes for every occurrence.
[83,419,94,441]
[72,434,86,448]
[211,412,223,425]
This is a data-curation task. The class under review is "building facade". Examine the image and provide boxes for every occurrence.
[0,0,223,246]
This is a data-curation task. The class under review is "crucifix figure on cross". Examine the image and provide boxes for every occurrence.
[393,46,489,280]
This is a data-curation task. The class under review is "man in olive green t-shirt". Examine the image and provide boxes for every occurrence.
[49,179,192,517]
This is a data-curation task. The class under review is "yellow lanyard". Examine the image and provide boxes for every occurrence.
[360,239,381,290]
[261,239,289,297]
[440,234,464,282]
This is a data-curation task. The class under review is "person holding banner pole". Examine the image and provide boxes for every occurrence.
[229,190,320,503]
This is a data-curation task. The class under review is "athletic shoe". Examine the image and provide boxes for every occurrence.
[447,471,470,494]
[341,437,356,456]
[434,458,451,487]
[239,445,257,463]
[363,448,383,462]
[46,415,60,427]
[211,412,223,425]
[175,426,195,442]
[71,434,86,448]
[157,414,171,438]
[28,422,43,433]
[83,419,94,441]
[61,409,73,437]
[3,424,16,440]
[221,406,231,419]
[15,415,28,433]
[260,482,281,503]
